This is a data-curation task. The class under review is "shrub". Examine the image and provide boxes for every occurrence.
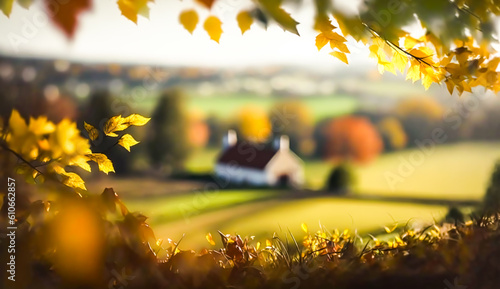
[326,164,354,194]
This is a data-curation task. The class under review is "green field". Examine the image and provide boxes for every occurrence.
[136,93,359,122]
[305,142,500,200]
[117,141,498,249]
[188,94,359,121]
[188,142,500,200]
[124,191,448,249]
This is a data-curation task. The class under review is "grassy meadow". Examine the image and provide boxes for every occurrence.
[187,94,359,121]
[136,93,359,122]
[142,195,448,249]
[188,142,500,200]
[102,141,499,249]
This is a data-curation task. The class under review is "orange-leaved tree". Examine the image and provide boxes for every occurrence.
[322,116,383,163]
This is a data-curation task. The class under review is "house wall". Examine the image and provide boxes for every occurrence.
[265,150,304,187]
[214,163,268,186]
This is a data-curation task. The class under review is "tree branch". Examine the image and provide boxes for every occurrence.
[0,142,43,175]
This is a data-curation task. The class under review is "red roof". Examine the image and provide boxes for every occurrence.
[217,142,278,170]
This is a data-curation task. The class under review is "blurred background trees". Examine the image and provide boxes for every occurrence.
[269,100,315,157]
[146,89,191,175]
[321,116,383,163]
[395,97,444,146]
[377,117,407,151]
[236,106,271,143]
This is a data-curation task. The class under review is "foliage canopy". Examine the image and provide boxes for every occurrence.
[3,0,500,94]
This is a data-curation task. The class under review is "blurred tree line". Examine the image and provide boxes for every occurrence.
[4,63,500,178]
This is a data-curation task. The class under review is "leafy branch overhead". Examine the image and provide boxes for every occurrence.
[2,0,500,94]
[0,110,150,191]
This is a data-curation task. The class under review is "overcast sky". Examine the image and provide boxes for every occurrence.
[0,0,373,69]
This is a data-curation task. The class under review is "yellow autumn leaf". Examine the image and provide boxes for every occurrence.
[206,232,215,246]
[236,11,253,35]
[88,153,115,174]
[408,47,434,60]
[118,134,139,152]
[123,113,151,126]
[487,57,500,70]
[69,155,91,172]
[53,165,86,190]
[330,51,348,64]
[266,239,272,247]
[315,33,329,51]
[0,0,14,17]
[29,116,55,135]
[301,223,308,233]
[7,110,37,158]
[322,31,347,43]
[392,52,408,73]
[257,0,299,35]
[8,109,28,136]
[330,40,350,54]
[333,12,366,42]
[422,74,433,90]
[204,16,223,43]
[379,61,396,75]
[103,115,128,137]
[117,0,153,24]
[313,16,335,32]
[84,121,99,141]
[403,36,420,50]
[406,61,421,82]
[62,171,87,190]
[179,9,199,34]
[444,79,454,95]
[17,0,33,9]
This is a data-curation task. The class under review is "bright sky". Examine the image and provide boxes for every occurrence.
[0,0,371,69]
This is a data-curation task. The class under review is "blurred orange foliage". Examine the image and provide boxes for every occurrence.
[237,106,271,142]
[323,116,383,163]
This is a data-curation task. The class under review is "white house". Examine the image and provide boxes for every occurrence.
[214,130,304,187]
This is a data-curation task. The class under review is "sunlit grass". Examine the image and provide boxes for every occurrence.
[185,148,219,173]
[293,142,500,200]
[125,190,280,225]
[354,142,500,200]
[146,197,446,249]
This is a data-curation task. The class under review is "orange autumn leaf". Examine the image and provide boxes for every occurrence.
[196,0,216,9]
[45,0,91,38]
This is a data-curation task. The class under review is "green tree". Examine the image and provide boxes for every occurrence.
[483,161,500,214]
[147,89,191,174]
